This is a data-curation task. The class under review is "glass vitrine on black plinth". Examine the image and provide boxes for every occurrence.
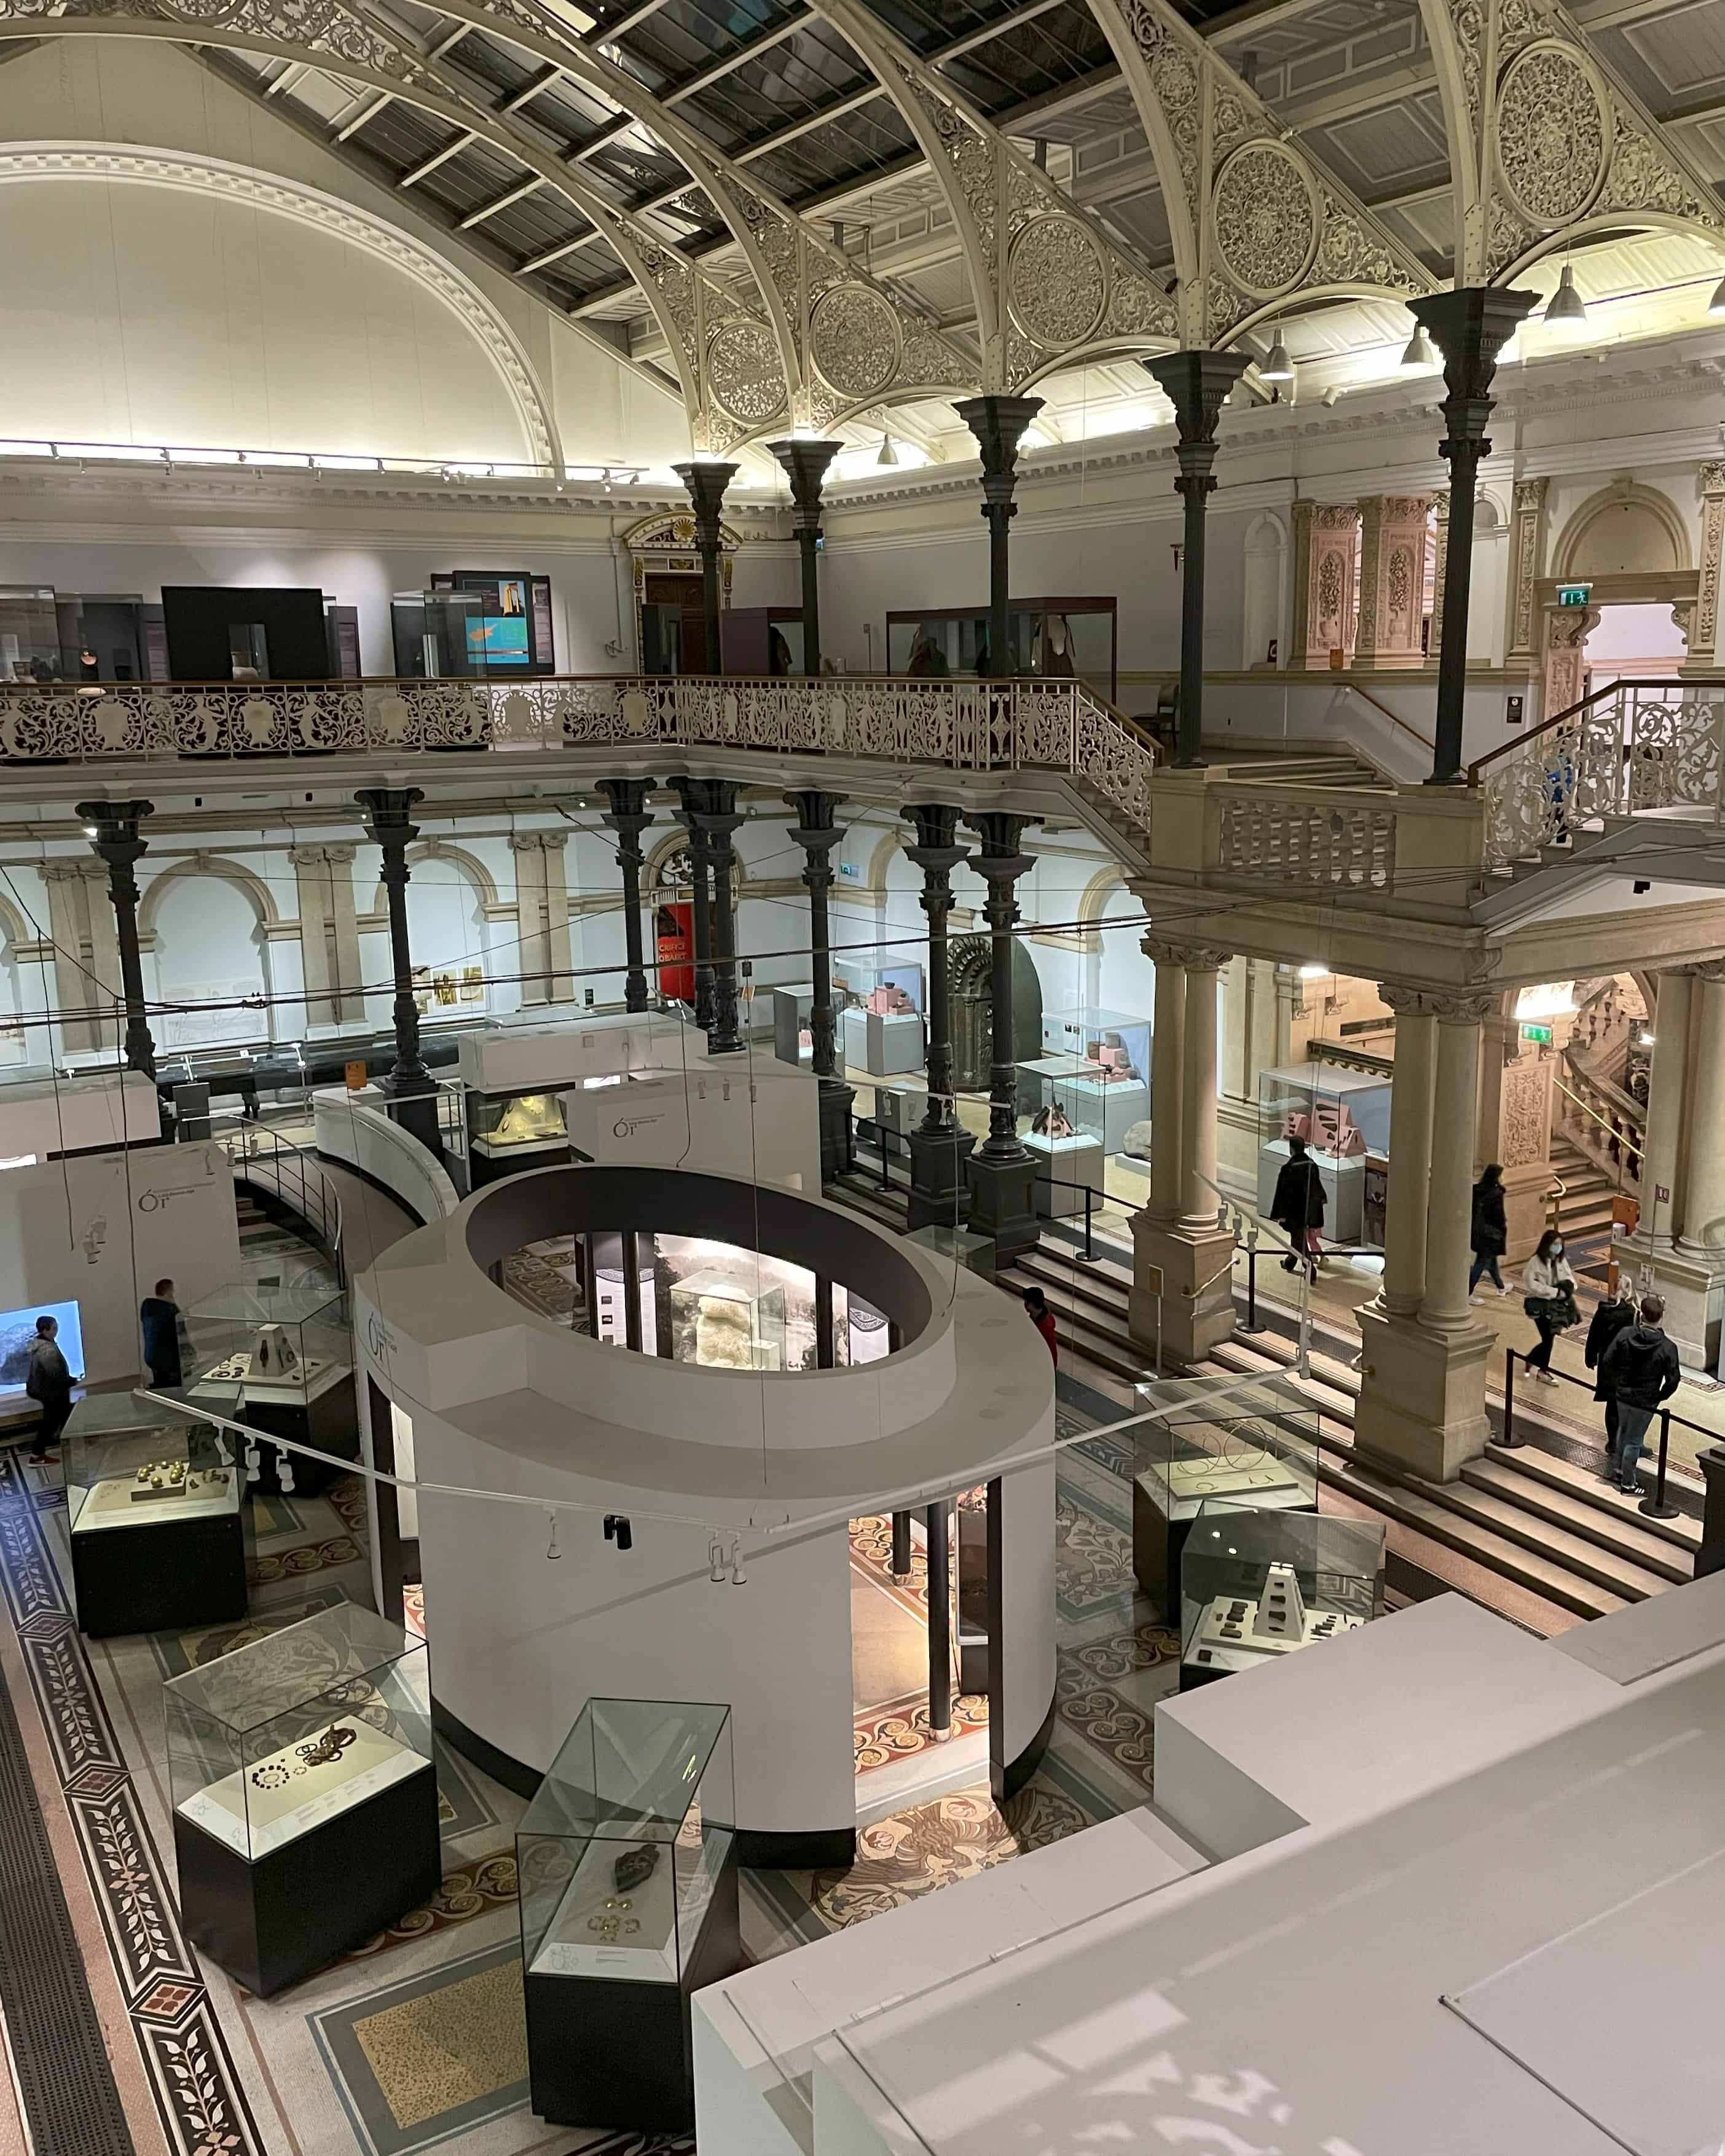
[465,1088,573,1186]
[517,1698,738,2133]
[183,1285,356,1494]
[1178,1502,1385,1691]
[66,1392,250,1637]
[165,1607,438,1997]
[1129,1373,1321,1619]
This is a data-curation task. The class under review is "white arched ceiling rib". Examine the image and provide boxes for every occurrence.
[0,0,756,441]
[0,141,564,466]
[1414,0,1725,284]
[1085,0,1436,349]
[399,0,980,432]
[811,0,1178,393]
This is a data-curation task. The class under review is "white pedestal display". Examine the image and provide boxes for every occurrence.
[1024,1132,1104,1218]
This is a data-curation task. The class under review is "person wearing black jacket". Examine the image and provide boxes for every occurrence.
[139,1278,184,1388]
[1598,1293,1682,1496]
[1271,1136,1326,1282]
[1468,1164,1509,1298]
[1585,1283,1638,1468]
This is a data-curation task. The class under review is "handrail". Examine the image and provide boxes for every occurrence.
[1338,679,1434,754]
[1553,1074,1644,1161]
[1558,1050,1644,1134]
[1465,675,1721,783]
[228,1123,345,1284]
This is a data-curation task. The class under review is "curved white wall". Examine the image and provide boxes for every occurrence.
[0,174,535,463]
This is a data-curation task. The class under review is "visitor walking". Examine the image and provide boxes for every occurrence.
[23,1315,76,1465]
[1586,1280,1638,1466]
[1271,1134,1326,1282]
[1598,1293,1681,1497]
[1469,1163,1510,1299]
[1521,1228,1578,1383]
[1023,1287,1058,1366]
[139,1277,186,1388]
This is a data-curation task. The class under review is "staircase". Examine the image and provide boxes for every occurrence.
[1549,1136,1617,1245]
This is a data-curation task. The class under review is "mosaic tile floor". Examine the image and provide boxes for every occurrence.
[0,1370,1170,2156]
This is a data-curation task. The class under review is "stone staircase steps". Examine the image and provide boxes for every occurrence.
[1475,1442,1701,1558]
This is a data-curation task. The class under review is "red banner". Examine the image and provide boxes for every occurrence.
[656,902,693,1003]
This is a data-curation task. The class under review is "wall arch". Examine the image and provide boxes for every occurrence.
[0,144,560,467]
[145,860,273,1049]
[1241,511,1290,668]
[1555,479,1690,579]
[139,855,278,938]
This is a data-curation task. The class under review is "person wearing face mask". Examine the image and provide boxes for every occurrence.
[1522,1226,1578,1384]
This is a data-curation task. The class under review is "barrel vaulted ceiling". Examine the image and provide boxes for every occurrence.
[8,0,1725,452]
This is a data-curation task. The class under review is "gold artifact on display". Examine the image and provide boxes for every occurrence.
[492,1094,568,1145]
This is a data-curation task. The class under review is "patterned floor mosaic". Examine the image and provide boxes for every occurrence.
[0,1353,1170,2156]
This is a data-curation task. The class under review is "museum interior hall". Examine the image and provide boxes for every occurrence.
[10,0,1725,2150]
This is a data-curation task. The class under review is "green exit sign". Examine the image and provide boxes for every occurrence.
[1555,582,1591,608]
[1521,1021,1553,1044]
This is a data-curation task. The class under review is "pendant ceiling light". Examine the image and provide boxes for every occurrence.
[876,429,899,466]
[1401,324,1437,368]
[1261,327,1294,383]
[1544,262,1588,327]
[1709,273,1725,317]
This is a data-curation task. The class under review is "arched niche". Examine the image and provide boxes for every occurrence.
[142,858,274,1049]
[1242,511,1291,669]
[1555,480,1690,579]
[0,890,29,1069]
[380,847,495,1021]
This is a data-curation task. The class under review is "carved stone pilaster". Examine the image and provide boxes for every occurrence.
[1506,477,1549,662]
[1299,504,1360,670]
[1689,460,1725,669]
[1356,495,1433,669]
[1289,501,1316,667]
[1544,605,1600,721]
[1428,494,1450,662]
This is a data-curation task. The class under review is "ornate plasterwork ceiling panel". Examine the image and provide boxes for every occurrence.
[1420,0,1725,280]
[1086,0,1437,347]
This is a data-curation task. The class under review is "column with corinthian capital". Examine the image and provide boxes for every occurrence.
[1354,986,1496,1482]
[1129,936,1236,1366]
[1648,958,1725,1366]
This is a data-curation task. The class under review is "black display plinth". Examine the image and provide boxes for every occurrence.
[71,1505,249,1638]
[524,1852,740,2133]
[906,1124,975,1233]
[240,1374,360,1496]
[964,1151,1040,1260]
[175,1761,440,1997]
[468,1140,572,1188]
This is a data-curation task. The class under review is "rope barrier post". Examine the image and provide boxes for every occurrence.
[1499,1346,1522,1448]
[1641,1408,1681,1522]
[1241,1244,1261,1334]
[1082,1188,1094,1264]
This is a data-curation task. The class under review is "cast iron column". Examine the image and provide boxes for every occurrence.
[1407,287,1538,784]
[925,1498,952,1739]
[596,778,656,1012]
[904,801,975,1231]
[671,459,738,674]
[963,810,1040,1259]
[76,798,156,1076]
[355,787,439,1150]
[785,788,855,1178]
[767,437,843,675]
[1144,352,1250,769]
[669,779,717,1029]
[954,396,1043,678]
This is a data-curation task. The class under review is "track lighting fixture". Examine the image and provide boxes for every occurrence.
[547,1510,562,1560]
[709,1537,726,1584]
[728,1536,747,1586]
[603,1511,633,1551]
[278,1456,295,1494]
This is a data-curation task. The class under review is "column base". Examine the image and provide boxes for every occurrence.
[1129,1215,1235,1368]
[1353,1301,1493,1482]
[1629,1242,1725,1370]
[817,1078,855,1183]
[906,1125,975,1233]
[376,1077,442,1156]
[964,1150,1039,1262]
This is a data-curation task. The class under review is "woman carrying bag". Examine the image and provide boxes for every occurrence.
[1522,1227,1579,1384]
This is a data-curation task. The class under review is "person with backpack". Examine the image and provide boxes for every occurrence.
[1271,1135,1326,1282]
[1586,1280,1638,1467]
[1469,1164,1510,1298]
[1598,1293,1681,1496]
[23,1315,77,1465]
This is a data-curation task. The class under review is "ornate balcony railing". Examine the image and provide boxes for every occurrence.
[0,672,1157,823]
[1469,677,1725,869]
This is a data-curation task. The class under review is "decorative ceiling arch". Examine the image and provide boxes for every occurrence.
[1414,0,1725,284]
[0,142,561,467]
[1084,0,1436,349]
[809,0,1177,393]
[0,4,755,441]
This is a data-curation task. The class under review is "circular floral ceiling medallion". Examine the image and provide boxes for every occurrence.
[1007,215,1109,348]
[1211,142,1318,297]
[1495,42,1610,229]
[809,286,902,401]
[705,320,787,427]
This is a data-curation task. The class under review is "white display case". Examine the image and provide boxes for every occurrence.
[1256,1061,1393,1247]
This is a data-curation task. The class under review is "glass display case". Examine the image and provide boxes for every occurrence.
[886,597,1118,702]
[517,1697,738,2130]
[66,1390,249,1636]
[1130,1373,1322,1616]
[466,1088,573,1184]
[668,1266,788,1371]
[165,1605,438,1995]
[1020,1005,1151,1156]
[181,1282,356,1490]
[1257,1062,1393,1247]
[1178,1501,1385,1690]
